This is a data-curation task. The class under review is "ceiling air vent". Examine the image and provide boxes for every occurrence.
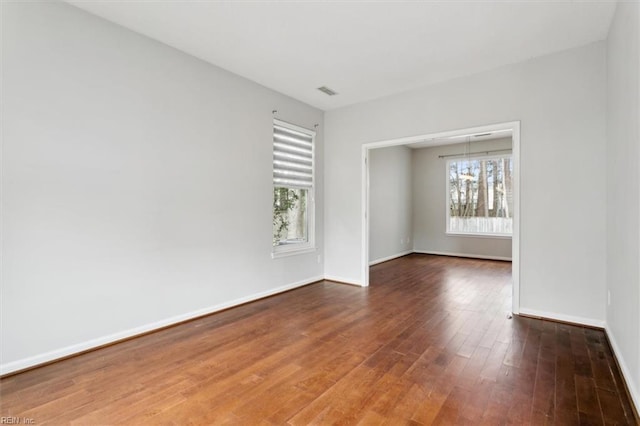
[317,86,338,96]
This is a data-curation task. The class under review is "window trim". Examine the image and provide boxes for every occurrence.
[272,119,316,258]
[445,153,513,238]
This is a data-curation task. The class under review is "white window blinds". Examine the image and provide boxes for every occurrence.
[273,121,314,189]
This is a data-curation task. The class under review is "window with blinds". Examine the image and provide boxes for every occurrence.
[272,120,316,255]
[273,122,313,189]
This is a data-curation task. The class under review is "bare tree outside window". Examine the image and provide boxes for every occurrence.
[448,156,513,235]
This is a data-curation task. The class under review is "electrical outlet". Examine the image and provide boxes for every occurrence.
[607,290,611,306]
[400,238,404,245]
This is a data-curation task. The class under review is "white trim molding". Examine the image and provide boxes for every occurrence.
[518,307,605,329]
[323,275,364,287]
[0,275,323,376]
[361,145,370,287]
[369,250,413,266]
[605,325,640,415]
[413,250,512,262]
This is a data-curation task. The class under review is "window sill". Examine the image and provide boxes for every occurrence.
[272,245,316,259]
[446,232,512,240]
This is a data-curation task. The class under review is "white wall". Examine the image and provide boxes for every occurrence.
[1,1,324,374]
[606,0,640,410]
[412,138,512,260]
[368,146,412,264]
[325,42,607,324]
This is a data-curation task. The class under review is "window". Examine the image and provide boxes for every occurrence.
[272,119,315,256]
[447,155,513,237]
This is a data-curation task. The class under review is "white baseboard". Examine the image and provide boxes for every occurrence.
[0,275,323,376]
[413,250,511,261]
[605,325,640,415]
[369,250,413,266]
[323,275,364,287]
[518,307,605,329]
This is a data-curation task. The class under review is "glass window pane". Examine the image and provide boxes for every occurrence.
[273,187,308,246]
[448,156,513,235]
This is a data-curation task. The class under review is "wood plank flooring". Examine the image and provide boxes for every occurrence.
[0,254,636,425]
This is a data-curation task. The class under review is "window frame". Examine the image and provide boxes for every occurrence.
[445,153,513,239]
[272,119,316,258]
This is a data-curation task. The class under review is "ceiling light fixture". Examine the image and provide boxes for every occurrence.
[459,136,475,181]
[451,129,510,139]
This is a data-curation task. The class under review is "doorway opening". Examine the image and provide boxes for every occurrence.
[361,122,520,314]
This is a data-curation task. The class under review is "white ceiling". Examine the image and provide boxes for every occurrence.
[65,0,617,111]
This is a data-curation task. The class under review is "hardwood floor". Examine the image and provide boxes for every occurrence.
[0,254,636,425]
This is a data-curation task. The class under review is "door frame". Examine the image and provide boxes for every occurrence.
[361,121,521,314]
